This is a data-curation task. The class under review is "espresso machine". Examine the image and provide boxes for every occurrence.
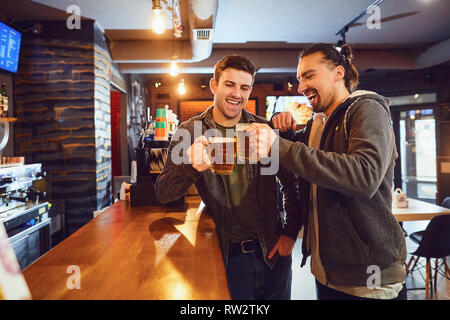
[0,163,50,270]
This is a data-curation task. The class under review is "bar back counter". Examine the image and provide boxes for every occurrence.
[22,197,231,299]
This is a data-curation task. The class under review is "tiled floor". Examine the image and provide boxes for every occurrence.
[290,220,449,300]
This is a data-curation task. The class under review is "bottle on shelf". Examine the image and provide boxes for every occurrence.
[1,83,8,118]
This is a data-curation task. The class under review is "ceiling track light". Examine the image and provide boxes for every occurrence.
[336,33,346,52]
[335,0,384,50]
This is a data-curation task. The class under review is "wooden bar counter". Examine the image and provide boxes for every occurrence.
[22,196,231,300]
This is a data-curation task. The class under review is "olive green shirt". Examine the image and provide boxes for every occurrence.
[215,121,257,242]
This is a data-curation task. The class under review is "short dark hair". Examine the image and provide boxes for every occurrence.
[214,55,256,83]
[299,43,359,92]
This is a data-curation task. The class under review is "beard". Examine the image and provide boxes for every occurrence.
[308,90,334,114]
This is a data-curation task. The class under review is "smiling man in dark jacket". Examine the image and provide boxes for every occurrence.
[155,55,302,300]
[250,43,407,300]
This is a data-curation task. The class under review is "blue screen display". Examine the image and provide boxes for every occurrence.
[0,22,21,73]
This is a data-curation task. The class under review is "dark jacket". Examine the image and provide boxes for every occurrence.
[276,90,407,286]
[155,106,302,269]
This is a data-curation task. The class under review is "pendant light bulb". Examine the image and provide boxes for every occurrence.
[151,0,165,34]
[169,59,179,77]
[178,79,186,95]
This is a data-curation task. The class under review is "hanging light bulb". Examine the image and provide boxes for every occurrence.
[169,58,179,77]
[151,0,165,34]
[178,79,186,95]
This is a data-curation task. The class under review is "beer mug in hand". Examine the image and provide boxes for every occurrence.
[236,123,259,163]
[207,137,236,175]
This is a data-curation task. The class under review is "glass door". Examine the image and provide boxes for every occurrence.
[398,108,437,203]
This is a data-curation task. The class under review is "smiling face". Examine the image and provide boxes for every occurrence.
[297,51,345,114]
[210,67,254,125]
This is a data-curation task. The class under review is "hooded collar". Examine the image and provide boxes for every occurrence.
[347,90,391,112]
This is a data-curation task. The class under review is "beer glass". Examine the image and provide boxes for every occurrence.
[236,123,259,162]
[208,137,236,175]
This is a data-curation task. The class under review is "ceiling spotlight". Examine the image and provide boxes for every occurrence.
[178,79,186,95]
[151,0,165,34]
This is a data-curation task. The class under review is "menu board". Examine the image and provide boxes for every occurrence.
[0,22,22,73]
[0,222,31,300]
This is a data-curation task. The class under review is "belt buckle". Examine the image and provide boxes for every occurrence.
[240,239,256,254]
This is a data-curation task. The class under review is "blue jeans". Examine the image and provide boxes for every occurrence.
[226,248,292,300]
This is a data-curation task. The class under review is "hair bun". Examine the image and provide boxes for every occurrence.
[340,44,353,61]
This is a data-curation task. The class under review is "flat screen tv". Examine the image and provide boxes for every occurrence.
[0,22,21,73]
[266,95,313,125]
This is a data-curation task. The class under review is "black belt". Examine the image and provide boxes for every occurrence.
[230,239,259,255]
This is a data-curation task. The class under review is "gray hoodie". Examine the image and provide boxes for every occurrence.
[277,90,407,286]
